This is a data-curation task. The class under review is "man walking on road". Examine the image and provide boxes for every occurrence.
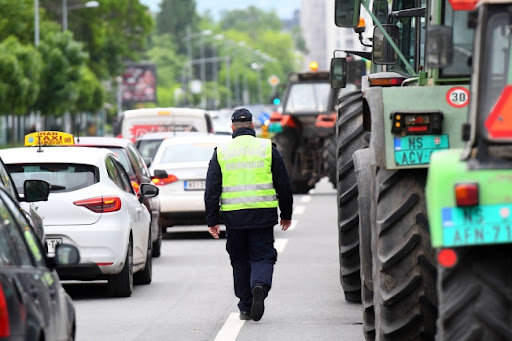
[205,108,293,321]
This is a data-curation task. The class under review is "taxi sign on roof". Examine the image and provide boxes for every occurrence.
[25,131,75,146]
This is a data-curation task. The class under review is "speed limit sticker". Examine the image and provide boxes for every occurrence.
[446,87,470,108]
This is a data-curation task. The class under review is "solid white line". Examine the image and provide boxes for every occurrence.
[214,313,246,341]
[288,220,298,231]
[274,238,288,253]
[300,196,312,203]
[293,205,306,215]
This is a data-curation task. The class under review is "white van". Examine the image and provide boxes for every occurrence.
[117,108,214,141]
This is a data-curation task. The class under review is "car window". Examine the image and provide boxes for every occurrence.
[105,156,126,190]
[0,194,33,267]
[0,189,45,267]
[128,144,150,178]
[0,158,18,198]
[107,147,135,177]
[136,139,164,160]
[113,159,135,194]
[6,163,98,194]
[160,143,218,163]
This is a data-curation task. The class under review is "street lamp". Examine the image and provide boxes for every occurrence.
[183,28,212,108]
[62,0,100,31]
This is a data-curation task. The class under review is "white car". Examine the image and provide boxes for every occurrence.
[149,134,231,228]
[0,143,159,297]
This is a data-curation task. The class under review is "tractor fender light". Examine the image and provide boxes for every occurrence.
[438,248,458,268]
[455,183,479,207]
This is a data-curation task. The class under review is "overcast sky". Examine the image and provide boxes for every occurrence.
[139,0,300,19]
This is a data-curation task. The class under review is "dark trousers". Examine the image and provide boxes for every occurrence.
[226,227,278,312]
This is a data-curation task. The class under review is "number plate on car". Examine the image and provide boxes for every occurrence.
[184,180,205,190]
[394,135,449,165]
[441,205,512,247]
[46,238,62,253]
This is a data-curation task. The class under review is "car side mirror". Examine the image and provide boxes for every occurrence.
[144,157,152,168]
[23,179,50,202]
[426,25,453,68]
[139,183,159,202]
[372,0,389,24]
[153,169,168,179]
[54,244,80,266]
[373,24,399,65]
[330,57,347,89]
[335,0,361,27]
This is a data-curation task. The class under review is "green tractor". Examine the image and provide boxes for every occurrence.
[331,0,474,339]
[426,0,512,339]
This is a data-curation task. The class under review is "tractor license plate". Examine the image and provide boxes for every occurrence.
[441,205,512,247]
[184,180,205,191]
[394,135,449,165]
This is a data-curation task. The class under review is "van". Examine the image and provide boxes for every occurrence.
[117,108,214,141]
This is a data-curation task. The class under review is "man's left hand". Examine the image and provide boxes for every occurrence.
[209,225,220,239]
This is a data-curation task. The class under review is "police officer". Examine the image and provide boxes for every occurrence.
[205,108,293,321]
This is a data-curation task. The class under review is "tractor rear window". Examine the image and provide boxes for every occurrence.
[284,83,331,114]
[6,163,98,194]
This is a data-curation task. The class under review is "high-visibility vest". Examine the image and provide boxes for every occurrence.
[217,135,278,211]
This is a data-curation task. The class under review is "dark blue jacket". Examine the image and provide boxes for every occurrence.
[205,128,293,229]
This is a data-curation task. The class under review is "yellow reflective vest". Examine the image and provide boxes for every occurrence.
[217,135,278,211]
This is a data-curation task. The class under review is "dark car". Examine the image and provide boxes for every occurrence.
[0,183,80,340]
[73,136,163,257]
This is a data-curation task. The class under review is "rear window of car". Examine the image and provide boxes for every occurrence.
[160,143,217,163]
[136,139,163,160]
[6,163,98,194]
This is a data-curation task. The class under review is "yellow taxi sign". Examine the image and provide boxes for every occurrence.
[158,111,171,115]
[25,131,75,146]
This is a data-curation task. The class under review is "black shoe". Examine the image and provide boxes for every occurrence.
[251,286,265,321]
[239,311,251,320]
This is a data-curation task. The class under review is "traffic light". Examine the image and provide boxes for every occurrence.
[270,89,281,105]
[272,97,281,105]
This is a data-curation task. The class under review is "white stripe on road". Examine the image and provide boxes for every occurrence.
[274,238,288,253]
[214,313,246,341]
[300,195,311,203]
[288,220,298,231]
[293,205,306,215]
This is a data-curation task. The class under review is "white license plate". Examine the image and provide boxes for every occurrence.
[184,180,205,190]
[46,238,62,253]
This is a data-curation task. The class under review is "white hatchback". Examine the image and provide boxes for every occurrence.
[0,145,159,297]
[150,134,231,228]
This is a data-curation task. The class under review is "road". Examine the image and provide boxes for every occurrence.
[65,179,365,341]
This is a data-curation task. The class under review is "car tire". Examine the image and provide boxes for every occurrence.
[135,229,152,285]
[108,237,133,297]
[152,225,162,258]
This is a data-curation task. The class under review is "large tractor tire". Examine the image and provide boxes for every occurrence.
[322,135,337,188]
[273,131,311,194]
[437,246,512,341]
[336,90,368,302]
[353,149,375,340]
[373,168,437,340]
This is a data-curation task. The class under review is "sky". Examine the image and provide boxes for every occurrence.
[139,0,300,19]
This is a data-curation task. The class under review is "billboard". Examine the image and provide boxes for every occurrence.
[121,63,157,105]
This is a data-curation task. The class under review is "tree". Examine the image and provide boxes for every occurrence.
[219,6,282,38]
[35,31,88,116]
[156,0,198,54]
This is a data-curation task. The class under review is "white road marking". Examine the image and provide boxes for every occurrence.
[274,238,288,253]
[293,205,306,215]
[288,220,298,231]
[300,196,311,203]
[214,313,246,341]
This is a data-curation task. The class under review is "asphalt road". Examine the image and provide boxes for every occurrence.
[65,179,365,341]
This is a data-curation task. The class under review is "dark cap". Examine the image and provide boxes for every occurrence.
[231,108,253,122]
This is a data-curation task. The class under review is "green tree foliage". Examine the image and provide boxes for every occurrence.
[74,66,105,113]
[219,6,282,38]
[35,31,88,116]
[156,0,198,54]
[0,37,42,115]
[146,34,185,89]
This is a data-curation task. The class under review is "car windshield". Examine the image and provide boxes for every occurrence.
[284,83,331,114]
[137,139,164,160]
[6,163,98,194]
[159,143,217,163]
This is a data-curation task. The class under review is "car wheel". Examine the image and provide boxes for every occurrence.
[108,237,133,297]
[135,229,152,285]
[152,225,162,258]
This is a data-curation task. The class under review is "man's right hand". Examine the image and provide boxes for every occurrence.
[280,219,292,231]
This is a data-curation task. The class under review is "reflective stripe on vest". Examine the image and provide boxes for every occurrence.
[217,135,278,211]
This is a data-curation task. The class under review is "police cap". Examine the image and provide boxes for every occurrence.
[231,108,253,122]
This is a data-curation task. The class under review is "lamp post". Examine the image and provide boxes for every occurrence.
[183,28,212,108]
[62,0,99,31]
